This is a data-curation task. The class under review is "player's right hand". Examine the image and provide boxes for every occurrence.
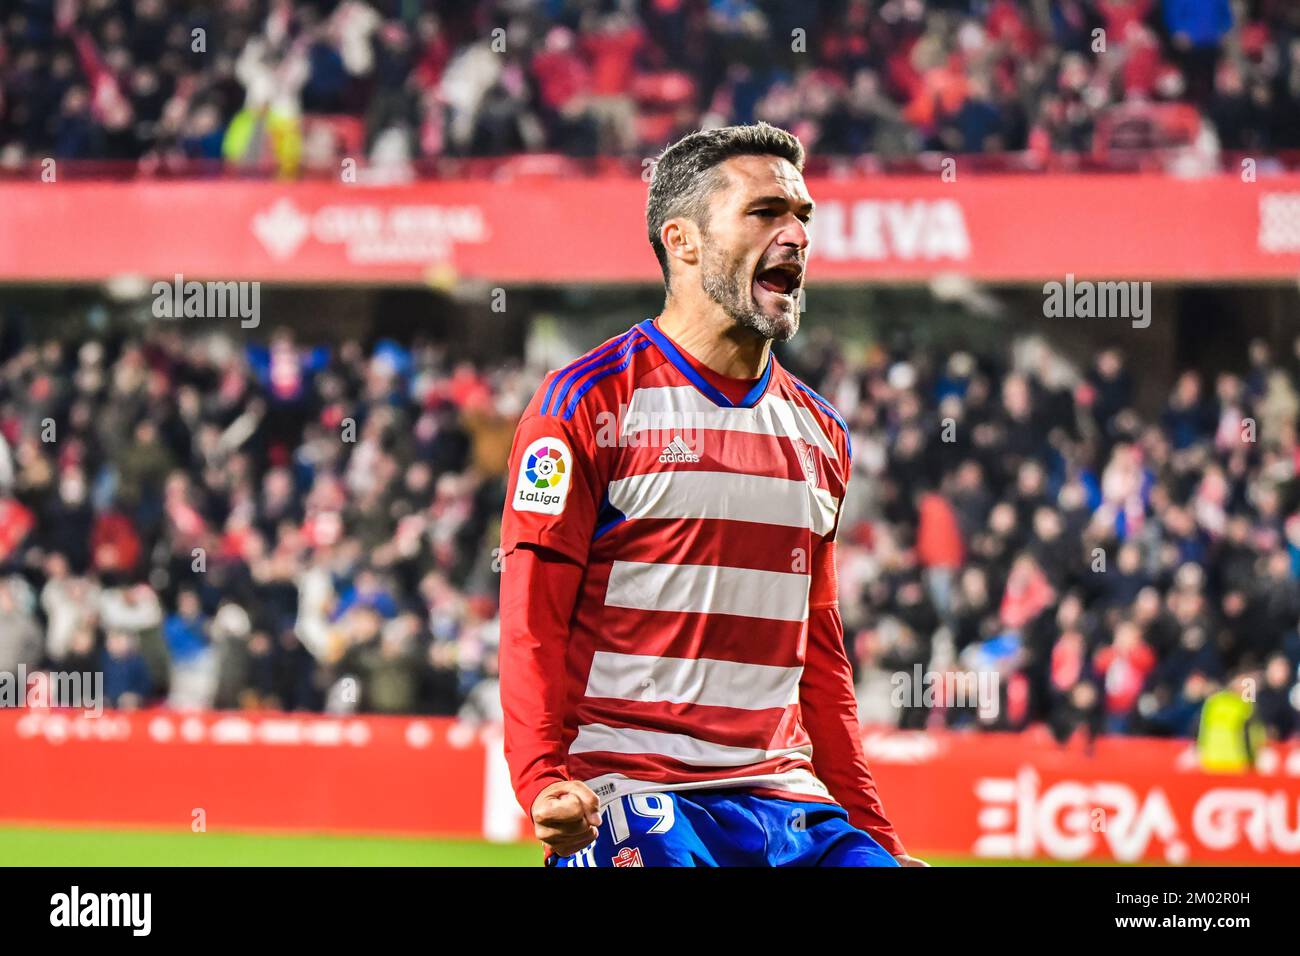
[531,780,602,857]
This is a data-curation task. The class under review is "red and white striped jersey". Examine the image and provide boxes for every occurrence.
[500,316,854,808]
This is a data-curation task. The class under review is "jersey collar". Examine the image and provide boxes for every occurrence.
[636,317,775,410]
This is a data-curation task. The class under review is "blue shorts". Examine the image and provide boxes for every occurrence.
[551,789,900,868]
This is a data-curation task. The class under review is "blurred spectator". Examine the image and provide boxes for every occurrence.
[1196,673,1265,771]
[1093,620,1156,733]
[100,629,152,709]
[163,588,214,709]
[40,553,98,662]
[1257,653,1298,741]
[0,576,42,676]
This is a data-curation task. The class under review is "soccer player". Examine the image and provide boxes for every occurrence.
[499,123,923,867]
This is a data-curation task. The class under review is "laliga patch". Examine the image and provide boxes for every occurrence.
[513,437,572,515]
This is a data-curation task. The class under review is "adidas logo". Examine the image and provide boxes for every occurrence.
[658,436,701,463]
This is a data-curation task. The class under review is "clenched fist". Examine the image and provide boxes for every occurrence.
[531,780,603,858]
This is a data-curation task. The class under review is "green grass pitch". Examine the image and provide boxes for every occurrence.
[0,825,1093,866]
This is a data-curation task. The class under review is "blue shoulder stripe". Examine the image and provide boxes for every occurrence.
[541,328,638,417]
[793,380,852,461]
[561,333,652,420]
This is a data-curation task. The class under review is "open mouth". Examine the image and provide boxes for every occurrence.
[754,263,803,297]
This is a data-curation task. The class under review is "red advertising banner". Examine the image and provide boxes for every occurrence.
[863,726,1300,865]
[2,174,1299,284]
[0,709,502,840]
[2,709,1298,864]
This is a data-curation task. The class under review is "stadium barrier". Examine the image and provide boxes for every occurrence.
[4,709,1298,864]
[2,174,1300,284]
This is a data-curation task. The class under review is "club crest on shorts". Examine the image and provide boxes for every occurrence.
[513,437,572,515]
[611,846,644,867]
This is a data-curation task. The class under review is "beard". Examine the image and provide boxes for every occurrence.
[699,240,800,343]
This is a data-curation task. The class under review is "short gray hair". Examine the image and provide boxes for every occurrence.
[646,123,805,288]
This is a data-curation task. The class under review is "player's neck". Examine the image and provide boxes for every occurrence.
[656,296,771,380]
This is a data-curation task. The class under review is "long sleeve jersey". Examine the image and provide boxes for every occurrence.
[498,318,904,857]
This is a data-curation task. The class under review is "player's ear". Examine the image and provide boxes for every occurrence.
[660,218,700,270]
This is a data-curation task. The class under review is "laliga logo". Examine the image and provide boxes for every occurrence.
[973,767,1188,864]
[512,438,572,515]
[525,444,567,489]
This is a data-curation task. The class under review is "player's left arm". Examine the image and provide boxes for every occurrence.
[801,536,924,863]
[797,400,927,865]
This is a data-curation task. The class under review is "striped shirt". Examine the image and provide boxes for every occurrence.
[500,317,901,853]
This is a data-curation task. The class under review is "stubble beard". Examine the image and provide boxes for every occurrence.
[699,242,800,343]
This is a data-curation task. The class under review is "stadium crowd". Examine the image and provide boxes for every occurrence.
[0,319,1298,747]
[822,331,1300,745]
[0,328,526,723]
[2,0,1299,174]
